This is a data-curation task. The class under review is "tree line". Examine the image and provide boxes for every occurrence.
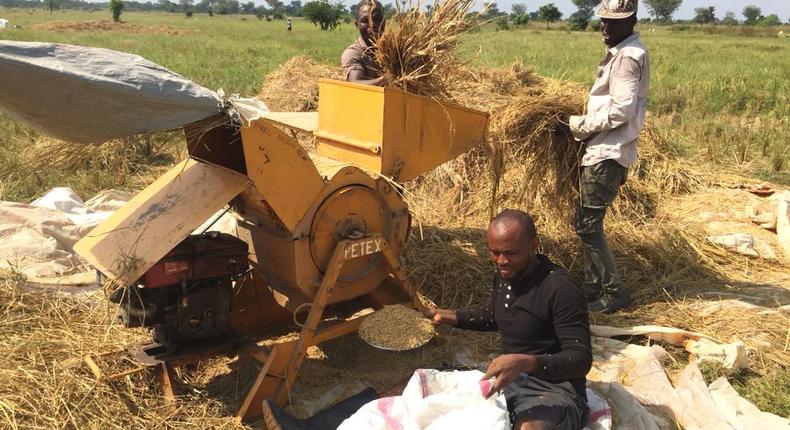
[1,0,786,28]
[488,1,787,31]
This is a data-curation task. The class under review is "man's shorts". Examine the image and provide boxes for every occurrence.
[504,374,589,430]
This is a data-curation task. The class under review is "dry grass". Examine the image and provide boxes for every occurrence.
[1,47,786,427]
[256,55,343,112]
[372,0,485,98]
[0,276,248,429]
[31,20,193,35]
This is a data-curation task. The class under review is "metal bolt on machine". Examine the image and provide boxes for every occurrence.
[75,79,489,421]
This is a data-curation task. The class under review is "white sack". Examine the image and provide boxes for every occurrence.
[340,369,612,430]
[338,369,509,430]
[0,41,222,143]
[0,187,132,282]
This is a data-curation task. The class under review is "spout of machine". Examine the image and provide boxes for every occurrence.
[315,79,489,182]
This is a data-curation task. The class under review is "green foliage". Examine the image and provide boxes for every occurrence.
[571,0,597,16]
[537,3,562,29]
[589,18,601,31]
[569,10,589,31]
[642,0,682,22]
[484,3,506,19]
[742,5,761,25]
[286,0,303,17]
[510,3,526,16]
[303,0,345,30]
[241,1,255,14]
[512,13,529,26]
[495,17,510,31]
[721,11,738,26]
[108,0,124,21]
[693,6,715,24]
[758,14,780,27]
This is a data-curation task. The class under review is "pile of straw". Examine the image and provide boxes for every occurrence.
[0,277,247,429]
[257,55,343,111]
[373,0,485,97]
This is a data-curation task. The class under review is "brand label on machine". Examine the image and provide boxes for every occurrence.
[344,238,383,260]
[164,260,190,274]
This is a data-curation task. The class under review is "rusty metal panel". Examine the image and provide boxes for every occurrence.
[73,158,249,286]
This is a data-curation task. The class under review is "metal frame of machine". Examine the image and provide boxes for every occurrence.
[74,79,489,422]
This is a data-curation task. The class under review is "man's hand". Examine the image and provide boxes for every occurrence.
[422,308,457,326]
[481,354,536,399]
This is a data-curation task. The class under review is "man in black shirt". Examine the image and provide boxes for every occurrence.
[425,209,592,430]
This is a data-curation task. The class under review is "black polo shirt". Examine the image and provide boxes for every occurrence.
[456,254,592,398]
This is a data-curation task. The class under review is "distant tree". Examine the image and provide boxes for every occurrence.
[158,0,176,12]
[511,4,528,25]
[484,3,505,19]
[272,5,287,18]
[571,0,597,17]
[692,6,715,24]
[227,0,239,14]
[537,3,561,29]
[424,3,432,14]
[569,10,589,31]
[721,11,738,25]
[513,13,529,25]
[382,2,395,18]
[47,0,59,13]
[589,18,601,31]
[264,0,283,10]
[108,0,124,21]
[742,5,761,25]
[241,1,254,13]
[303,0,344,29]
[758,14,780,27]
[286,0,302,16]
[529,11,540,20]
[642,0,682,22]
[496,17,510,30]
[180,0,194,15]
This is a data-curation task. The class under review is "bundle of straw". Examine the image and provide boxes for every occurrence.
[487,78,588,215]
[373,0,486,98]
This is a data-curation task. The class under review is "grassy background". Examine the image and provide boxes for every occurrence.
[0,8,787,196]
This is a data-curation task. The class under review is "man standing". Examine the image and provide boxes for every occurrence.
[341,0,385,85]
[568,0,649,314]
[426,209,592,430]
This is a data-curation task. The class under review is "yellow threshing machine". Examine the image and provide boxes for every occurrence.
[75,79,488,421]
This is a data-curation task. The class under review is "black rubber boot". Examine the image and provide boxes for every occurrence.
[261,399,305,430]
[588,288,631,314]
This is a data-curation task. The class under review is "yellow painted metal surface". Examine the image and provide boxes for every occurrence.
[315,79,489,182]
[73,158,249,286]
[262,112,319,133]
[241,118,324,231]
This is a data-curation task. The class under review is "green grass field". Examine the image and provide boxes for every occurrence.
[0,9,787,202]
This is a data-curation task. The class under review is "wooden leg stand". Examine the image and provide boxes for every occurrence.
[236,234,421,422]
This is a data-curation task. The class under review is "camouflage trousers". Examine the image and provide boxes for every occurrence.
[574,159,628,297]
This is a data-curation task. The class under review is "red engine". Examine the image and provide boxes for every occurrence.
[108,232,249,350]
